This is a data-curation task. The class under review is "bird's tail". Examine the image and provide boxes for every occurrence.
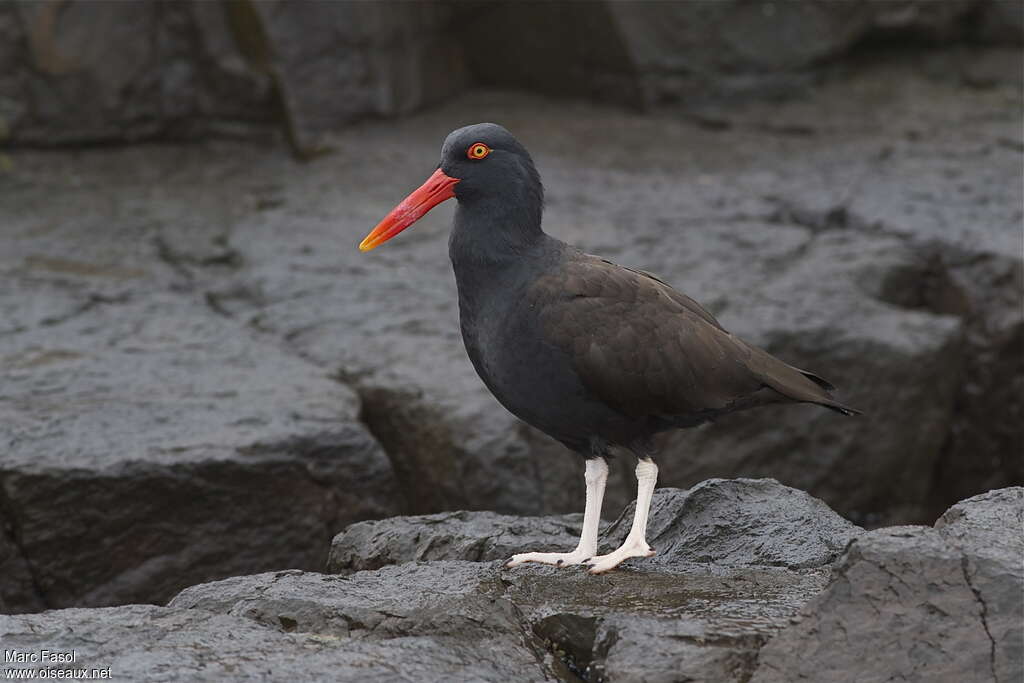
[747,346,863,416]
[792,368,863,416]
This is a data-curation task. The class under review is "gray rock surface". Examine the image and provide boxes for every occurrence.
[0,295,401,612]
[752,486,1024,682]
[1,484,1018,682]
[328,508,584,575]
[0,206,403,612]
[602,478,862,570]
[3,1,1018,146]
[180,481,850,682]
[0,1,467,148]
[170,563,560,680]
[327,478,862,575]
[0,603,528,682]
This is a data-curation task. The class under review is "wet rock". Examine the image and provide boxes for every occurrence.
[332,481,856,680]
[169,562,827,683]
[0,294,401,612]
[602,479,862,570]
[327,479,861,575]
[752,486,1024,682]
[509,564,830,683]
[180,480,857,681]
[2,50,1020,612]
[3,486,1014,682]
[0,603,528,682]
[328,509,583,575]
[170,564,558,680]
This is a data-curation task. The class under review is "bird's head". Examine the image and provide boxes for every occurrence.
[359,123,542,252]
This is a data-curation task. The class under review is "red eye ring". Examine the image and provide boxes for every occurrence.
[467,142,491,160]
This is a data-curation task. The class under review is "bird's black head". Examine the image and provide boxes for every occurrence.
[360,123,543,253]
[440,123,543,209]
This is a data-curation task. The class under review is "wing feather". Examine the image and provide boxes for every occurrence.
[533,253,856,420]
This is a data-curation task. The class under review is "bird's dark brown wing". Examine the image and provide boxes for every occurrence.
[529,253,857,421]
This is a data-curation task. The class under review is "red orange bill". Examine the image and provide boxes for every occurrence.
[359,168,460,252]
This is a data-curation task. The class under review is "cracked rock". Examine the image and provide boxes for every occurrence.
[752,486,1024,682]
[1,485,1016,681]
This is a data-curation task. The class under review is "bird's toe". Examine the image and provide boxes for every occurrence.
[506,550,590,568]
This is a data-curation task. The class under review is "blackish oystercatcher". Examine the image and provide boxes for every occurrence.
[360,123,860,573]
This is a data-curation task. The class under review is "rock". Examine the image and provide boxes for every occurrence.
[0,516,37,614]
[170,564,828,683]
[170,564,559,681]
[327,479,861,575]
[0,1,467,147]
[751,486,1024,682]
[3,486,1015,682]
[935,488,1024,679]
[418,1,986,109]
[2,2,1016,146]
[0,147,407,612]
[0,603,532,681]
[0,293,401,612]
[2,2,268,145]
[322,480,857,679]
[328,509,584,575]
[602,479,862,570]
[974,0,1024,44]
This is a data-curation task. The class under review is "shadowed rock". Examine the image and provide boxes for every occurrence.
[2,1,1015,145]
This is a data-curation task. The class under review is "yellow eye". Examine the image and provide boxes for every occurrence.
[467,143,491,160]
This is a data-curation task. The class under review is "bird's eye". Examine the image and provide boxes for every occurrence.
[467,143,491,160]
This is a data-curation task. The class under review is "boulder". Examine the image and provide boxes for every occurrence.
[478,1,983,107]
[170,563,559,680]
[0,1,467,148]
[4,1,1014,146]
[2,485,1017,682]
[0,292,401,612]
[0,147,407,613]
[327,478,862,575]
[327,508,584,575]
[0,603,531,682]
[183,483,850,682]
[752,487,1024,682]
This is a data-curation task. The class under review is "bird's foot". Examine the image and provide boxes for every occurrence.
[506,549,593,568]
[585,541,655,574]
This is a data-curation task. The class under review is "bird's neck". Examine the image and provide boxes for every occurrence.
[448,198,545,271]
[448,198,549,314]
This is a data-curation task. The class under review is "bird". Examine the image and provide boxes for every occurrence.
[359,123,860,574]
